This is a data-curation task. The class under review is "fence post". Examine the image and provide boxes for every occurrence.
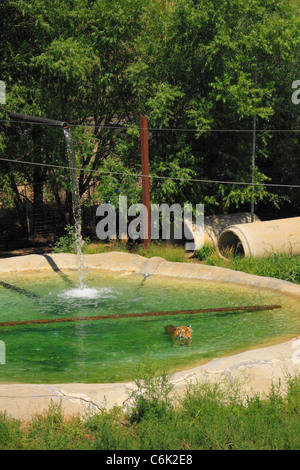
[140,115,151,249]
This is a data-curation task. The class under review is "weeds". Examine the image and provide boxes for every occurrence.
[52,228,300,285]
[193,243,215,261]
[1,372,299,450]
[53,225,90,254]
[136,242,187,263]
[125,360,174,424]
[202,249,300,284]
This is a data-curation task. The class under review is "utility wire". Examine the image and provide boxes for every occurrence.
[0,156,299,188]
[1,118,299,187]
[0,118,299,133]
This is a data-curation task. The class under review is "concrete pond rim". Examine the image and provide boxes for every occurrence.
[0,252,299,419]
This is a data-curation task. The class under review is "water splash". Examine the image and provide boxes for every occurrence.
[63,128,85,286]
[58,286,115,300]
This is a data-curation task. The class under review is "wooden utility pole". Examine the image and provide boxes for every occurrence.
[140,115,151,249]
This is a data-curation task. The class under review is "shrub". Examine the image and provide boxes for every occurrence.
[194,243,215,261]
[125,360,174,424]
[53,225,90,253]
[0,375,299,449]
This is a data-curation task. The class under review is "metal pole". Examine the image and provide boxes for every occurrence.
[251,70,257,223]
[0,304,282,327]
[140,115,151,249]
[9,112,68,128]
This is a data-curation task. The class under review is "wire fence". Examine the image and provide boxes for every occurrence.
[0,175,297,248]
[0,118,299,247]
[0,179,102,245]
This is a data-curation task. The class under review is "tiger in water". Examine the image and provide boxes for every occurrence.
[166,325,192,346]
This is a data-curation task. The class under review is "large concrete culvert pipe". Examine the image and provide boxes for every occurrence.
[217,216,300,258]
[170,212,261,256]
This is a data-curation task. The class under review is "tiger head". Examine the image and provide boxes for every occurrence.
[166,325,192,340]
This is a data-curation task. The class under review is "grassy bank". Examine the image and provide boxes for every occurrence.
[1,370,299,450]
[71,238,300,285]
[197,246,300,285]
[52,225,300,284]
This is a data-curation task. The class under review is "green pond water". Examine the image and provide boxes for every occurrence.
[0,269,299,383]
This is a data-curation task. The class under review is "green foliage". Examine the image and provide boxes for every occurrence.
[53,224,90,253]
[218,168,287,210]
[128,0,300,211]
[52,225,76,253]
[194,243,215,261]
[125,359,174,424]
[22,401,93,450]
[0,0,299,221]
[137,242,187,263]
[203,248,300,284]
[0,412,24,450]
[0,373,299,449]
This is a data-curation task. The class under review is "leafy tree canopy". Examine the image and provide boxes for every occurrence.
[0,0,299,222]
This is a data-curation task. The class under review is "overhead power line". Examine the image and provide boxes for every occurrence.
[0,118,299,133]
[0,156,299,188]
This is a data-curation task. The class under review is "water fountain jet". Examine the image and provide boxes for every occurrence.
[9,112,85,286]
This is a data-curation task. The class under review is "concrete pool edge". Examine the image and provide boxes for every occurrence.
[0,336,299,420]
[0,252,299,419]
[0,251,300,299]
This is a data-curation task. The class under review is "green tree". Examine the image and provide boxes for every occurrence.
[128,0,300,213]
[0,0,299,237]
[0,0,144,230]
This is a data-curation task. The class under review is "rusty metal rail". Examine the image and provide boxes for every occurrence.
[0,304,282,327]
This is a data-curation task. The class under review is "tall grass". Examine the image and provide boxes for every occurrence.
[136,242,187,263]
[53,233,300,285]
[198,247,300,284]
[1,371,299,450]
[74,239,188,263]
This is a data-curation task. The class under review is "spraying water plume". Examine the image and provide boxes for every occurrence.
[9,112,86,287]
[63,127,85,286]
